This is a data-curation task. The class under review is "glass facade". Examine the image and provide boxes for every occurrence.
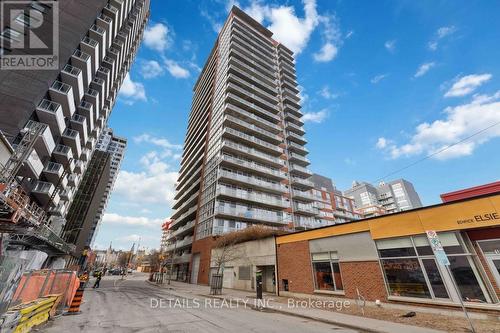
[377,232,491,303]
[311,252,343,292]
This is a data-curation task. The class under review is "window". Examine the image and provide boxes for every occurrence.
[311,252,343,292]
[377,233,491,303]
[238,266,251,280]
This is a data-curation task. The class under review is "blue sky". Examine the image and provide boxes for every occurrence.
[94,0,500,251]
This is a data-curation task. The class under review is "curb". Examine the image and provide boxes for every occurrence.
[146,281,442,333]
[200,293,382,333]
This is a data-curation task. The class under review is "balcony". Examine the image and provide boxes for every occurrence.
[32,180,59,207]
[70,114,88,146]
[287,141,308,155]
[17,149,43,179]
[222,127,282,155]
[292,189,315,201]
[90,77,106,108]
[226,94,279,126]
[284,102,302,118]
[287,131,307,145]
[215,203,286,225]
[74,160,84,174]
[80,148,90,162]
[49,81,75,118]
[67,173,80,187]
[285,121,305,135]
[84,89,100,120]
[80,36,99,74]
[290,163,312,177]
[35,99,65,136]
[60,187,74,202]
[294,201,319,215]
[293,215,317,229]
[102,56,116,83]
[71,49,92,89]
[291,176,314,189]
[172,253,192,264]
[218,170,287,194]
[221,140,283,167]
[89,24,107,61]
[166,236,194,251]
[226,82,278,114]
[42,161,64,185]
[103,4,120,39]
[171,220,196,238]
[77,101,94,133]
[86,136,96,150]
[217,186,288,209]
[224,115,281,144]
[170,205,197,228]
[285,112,304,126]
[220,154,286,180]
[61,128,81,157]
[228,57,276,92]
[289,152,310,166]
[60,64,84,105]
[24,120,55,159]
[96,13,113,50]
[225,103,280,134]
[96,66,111,96]
[227,73,278,105]
[49,202,67,217]
[52,144,74,169]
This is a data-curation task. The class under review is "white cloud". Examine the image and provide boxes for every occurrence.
[428,25,456,51]
[102,213,164,228]
[319,86,338,99]
[437,26,456,39]
[444,73,492,97]
[313,42,338,62]
[414,62,436,78]
[302,109,328,123]
[384,40,396,53]
[376,137,389,149]
[119,74,146,102]
[371,74,388,84]
[113,134,182,205]
[140,60,164,79]
[144,23,171,52]
[376,91,500,160]
[241,0,341,58]
[164,58,190,78]
[116,234,158,242]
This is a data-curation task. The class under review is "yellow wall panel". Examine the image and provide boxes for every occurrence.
[369,211,424,240]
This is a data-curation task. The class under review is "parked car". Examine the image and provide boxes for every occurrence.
[127,268,133,274]
[109,268,122,275]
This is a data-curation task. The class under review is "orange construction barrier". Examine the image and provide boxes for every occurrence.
[65,281,85,315]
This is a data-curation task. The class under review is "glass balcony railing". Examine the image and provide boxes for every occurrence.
[224,115,280,142]
[291,177,314,187]
[220,155,286,179]
[290,163,312,175]
[215,204,287,224]
[43,161,63,174]
[218,170,286,193]
[32,181,53,194]
[62,128,78,139]
[225,103,280,133]
[226,93,279,122]
[223,127,281,154]
[222,140,283,165]
[71,114,86,124]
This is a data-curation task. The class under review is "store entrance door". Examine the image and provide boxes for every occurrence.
[478,239,500,288]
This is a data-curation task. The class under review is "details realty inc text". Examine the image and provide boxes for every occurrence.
[150,297,351,311]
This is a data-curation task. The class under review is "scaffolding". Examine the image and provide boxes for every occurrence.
[0,123,74,255]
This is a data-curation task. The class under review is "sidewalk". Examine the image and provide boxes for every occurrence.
[148,280,444,333]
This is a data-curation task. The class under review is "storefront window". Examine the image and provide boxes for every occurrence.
[381,258,431,298]
[377,233,491,303]
[311,252,343,292]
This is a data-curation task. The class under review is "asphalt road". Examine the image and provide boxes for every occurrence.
[41,273,359,333]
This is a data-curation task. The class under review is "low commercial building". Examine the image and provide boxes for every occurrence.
[210,237,276,293]
[276,192,500,311]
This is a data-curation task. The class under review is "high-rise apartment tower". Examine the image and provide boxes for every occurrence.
[0,0,149,257]
[167,7,314,283]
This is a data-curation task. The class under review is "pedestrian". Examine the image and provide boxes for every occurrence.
[93,271,102,288]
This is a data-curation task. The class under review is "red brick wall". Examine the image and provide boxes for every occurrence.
[471,242,500,298]
[340,261,387,301]
[191,237,217,285]
[277,240,314,294]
